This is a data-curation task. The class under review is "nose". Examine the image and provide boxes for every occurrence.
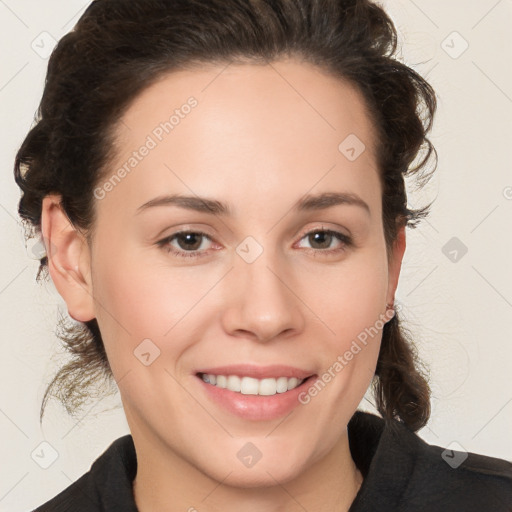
[220,250,305,343]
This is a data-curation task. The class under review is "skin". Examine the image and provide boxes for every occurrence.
[41,59,406,511]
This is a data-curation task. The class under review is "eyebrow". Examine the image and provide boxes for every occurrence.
[136,191,370,216]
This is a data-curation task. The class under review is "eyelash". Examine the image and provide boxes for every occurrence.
[157,228,353,259]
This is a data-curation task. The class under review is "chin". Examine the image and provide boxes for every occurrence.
[211,464,303,489]
[198,446,310,489]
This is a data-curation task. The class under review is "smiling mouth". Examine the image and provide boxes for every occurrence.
[196,372,315,396]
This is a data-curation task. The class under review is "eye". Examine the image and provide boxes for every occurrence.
[157,227,353,260]
[157,231,215,258]
[296,228,352,255]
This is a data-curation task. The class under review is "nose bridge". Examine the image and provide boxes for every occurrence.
[221,241,304,341]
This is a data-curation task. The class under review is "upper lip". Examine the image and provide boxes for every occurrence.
[195,364,315,380]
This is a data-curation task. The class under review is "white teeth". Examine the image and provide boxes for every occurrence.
[276,376,288,393]
[241,377,259,395]
[216,375,227,388]
[287,377,299,390]
[227,375,241,392]
[257,378,276,396]
[200,373,305,395]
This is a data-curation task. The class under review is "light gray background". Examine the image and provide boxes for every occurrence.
[1,1,511,510]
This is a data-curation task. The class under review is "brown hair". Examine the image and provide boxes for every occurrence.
[14,0,435,431]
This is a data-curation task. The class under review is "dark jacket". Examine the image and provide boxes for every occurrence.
[32,411,512,511]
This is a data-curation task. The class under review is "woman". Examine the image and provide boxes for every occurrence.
[14,0,512,510]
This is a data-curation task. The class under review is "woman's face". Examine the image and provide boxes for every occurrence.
[53,59,404,486]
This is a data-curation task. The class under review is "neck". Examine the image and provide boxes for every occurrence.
[132,428,363,512]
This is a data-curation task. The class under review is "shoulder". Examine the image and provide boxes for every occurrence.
[349,411,512,511]
[30,435,137,512]
[403,425,512,510]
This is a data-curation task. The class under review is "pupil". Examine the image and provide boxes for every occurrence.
[311,231,331,249]
[179,233,202,250]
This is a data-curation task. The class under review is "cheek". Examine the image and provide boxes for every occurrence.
[301,250,388,345]
[90,245,223,373]
[299,247,388,399]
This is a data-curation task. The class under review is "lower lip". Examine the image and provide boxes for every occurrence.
[196,374,317,421]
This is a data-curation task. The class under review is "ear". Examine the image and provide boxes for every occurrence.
[40,194,95,322]
[386,224,406,307]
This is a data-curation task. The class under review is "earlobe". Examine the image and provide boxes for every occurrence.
[41,194,95,322]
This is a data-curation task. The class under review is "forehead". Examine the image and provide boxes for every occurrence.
[103,59,381,217]
[118,58,377,146]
